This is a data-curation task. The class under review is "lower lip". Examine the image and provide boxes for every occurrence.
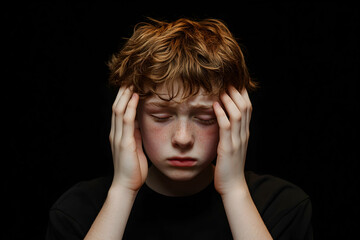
[168,159,196,167]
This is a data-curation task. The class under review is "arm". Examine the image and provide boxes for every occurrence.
[85,87,148,240]
[84,186,136,240]
[213,86,272,240]
[221,182,272,239]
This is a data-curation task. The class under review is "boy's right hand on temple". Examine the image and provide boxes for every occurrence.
[109,86,148,193]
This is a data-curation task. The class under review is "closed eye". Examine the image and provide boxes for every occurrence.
[195,117,217,125]
[151,114,172,122]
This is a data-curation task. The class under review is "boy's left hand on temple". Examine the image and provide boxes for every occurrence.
[213,86,252,196]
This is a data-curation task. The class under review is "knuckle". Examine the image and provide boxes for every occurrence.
[241,131,249,141]
[118,141,127,150]
[112,104,125,116]
[240,133,247,141]
[239,103,247,112]
[117,140,127,150]
[232,112,242,121]
[123,114,134,125]
[247,101,253,110]
[111,103,118,112]
[249,104,253,112]
[120,139,136,150]
[222,122,231,131]
[114,107,124,116]
[232,139,241,148]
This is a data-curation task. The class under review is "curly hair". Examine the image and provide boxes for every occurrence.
[108,17,256,101]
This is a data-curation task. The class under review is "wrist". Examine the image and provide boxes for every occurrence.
[108,183,139,201]
[219,178,250,200]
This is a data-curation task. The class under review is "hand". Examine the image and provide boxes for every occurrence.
[109,86,148,193]
[213,86,252,196]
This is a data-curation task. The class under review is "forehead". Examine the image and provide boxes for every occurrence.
[145,94,217,109]
[144,87,218,108]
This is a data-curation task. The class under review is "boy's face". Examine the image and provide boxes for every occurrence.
[137,84,220,181]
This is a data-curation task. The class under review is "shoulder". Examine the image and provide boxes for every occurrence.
[48,176,112,236]
[51,176,112,212]
[245,171,313,239]
[245,171,310,208]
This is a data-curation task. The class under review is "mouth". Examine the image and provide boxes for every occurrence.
[167,157,197,167]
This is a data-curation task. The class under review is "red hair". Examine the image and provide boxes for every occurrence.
[108,18,256,100]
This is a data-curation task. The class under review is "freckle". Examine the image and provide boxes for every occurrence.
[153,127,167,142]
[197,128,219,143]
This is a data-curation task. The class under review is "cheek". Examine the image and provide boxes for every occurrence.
[139,119,169,158]
[144,124,168,143]
[196,125,219,152]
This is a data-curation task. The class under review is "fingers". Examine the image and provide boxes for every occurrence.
[240,88,252,137]
[215,86,252,148]
[213,101,231,151]
[121,93,139,149]
[228,86,252,141]
[110,86,138,154]
[110,86,126,153]
[220,90,243,144]
[113,86,127,108]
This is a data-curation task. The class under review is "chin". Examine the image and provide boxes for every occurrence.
[163,168,201,182]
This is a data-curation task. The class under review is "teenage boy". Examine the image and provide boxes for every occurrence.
[47,18,312,240]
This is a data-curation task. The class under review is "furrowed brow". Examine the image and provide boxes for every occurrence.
[188,104,214,110]
[146,101,176,108]
[146,101,213,110]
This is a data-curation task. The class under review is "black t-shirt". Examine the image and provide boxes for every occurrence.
[46,171,313,239]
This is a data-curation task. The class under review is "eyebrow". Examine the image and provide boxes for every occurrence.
[146,101,214,110]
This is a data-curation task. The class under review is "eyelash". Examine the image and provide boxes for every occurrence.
[152,115,172,122]
[151,115,217,125]
[196,118,217,125]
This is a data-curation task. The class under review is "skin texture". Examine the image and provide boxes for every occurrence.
[137,85,220,196]
[85,83,273,240]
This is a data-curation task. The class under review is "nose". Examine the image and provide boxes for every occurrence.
[171,120,194,150]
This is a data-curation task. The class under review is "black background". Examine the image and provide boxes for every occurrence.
[5,2,358,239]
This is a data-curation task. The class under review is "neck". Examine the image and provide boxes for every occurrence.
[145,164,215,197]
